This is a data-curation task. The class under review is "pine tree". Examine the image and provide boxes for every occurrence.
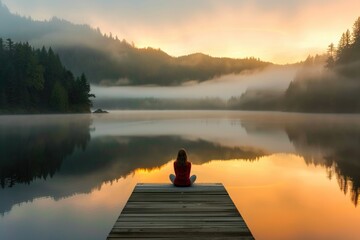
[0,39,94,113]
[0,38,3,52]
[337,33,346,57]
[50,81,68,112]
[353,17,360,44]
[326,43,335,69]
[345,29,352,46]
[6,38,13,52]
[336,30,353,64]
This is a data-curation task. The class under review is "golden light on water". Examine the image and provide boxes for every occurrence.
[2,153,359,239]
[98,153,359,239]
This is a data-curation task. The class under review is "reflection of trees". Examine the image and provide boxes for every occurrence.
[285,122,360,206]
[239,115,360,206]
[62,136,266,178]
[330,152,360,207]
[0,132,266,215]
[0,115,91,188]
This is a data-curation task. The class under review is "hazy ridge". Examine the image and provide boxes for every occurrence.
[0,2,270,86]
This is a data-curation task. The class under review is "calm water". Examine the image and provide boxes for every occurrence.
[0,110,360,240]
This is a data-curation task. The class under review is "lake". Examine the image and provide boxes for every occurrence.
[1,110,360,240]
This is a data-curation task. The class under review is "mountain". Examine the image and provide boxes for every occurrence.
[0,2,271,86]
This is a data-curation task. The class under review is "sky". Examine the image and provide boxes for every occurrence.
[2,0,360,64]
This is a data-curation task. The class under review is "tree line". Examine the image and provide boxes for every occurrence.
[229,17,360,113]
[58,41,270,86]
[326,16,360,76]
[284,17,360,112]
[0,3,270,86]
[0,38,94,113]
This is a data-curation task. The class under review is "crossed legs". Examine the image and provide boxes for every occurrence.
[169,174,197,184]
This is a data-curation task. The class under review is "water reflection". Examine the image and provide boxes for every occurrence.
[238,114,360,206]
[1,111,360,239]
[0,114,266,215]
[284,119,360,206]
[0,115,91,189]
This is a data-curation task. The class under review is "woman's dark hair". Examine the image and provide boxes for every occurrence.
[176,148,188,166]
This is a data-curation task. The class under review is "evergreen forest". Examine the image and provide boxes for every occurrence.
[284,16,360,112]
[0,3,270,86]
[0,38,94,113]
[231,17,360,113]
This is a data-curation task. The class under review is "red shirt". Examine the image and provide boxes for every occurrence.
[174,161,191,186]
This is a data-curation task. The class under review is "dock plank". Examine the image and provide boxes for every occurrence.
[107,183,254,239]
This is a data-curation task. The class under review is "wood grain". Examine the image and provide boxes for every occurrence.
[107,183,254,239]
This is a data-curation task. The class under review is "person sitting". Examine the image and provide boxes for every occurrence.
[169,148,196,187]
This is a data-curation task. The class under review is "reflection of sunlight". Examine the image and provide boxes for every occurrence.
[109,154,359,240]
[132,162,173,183]
[2,154,360,240]
[133,164,169,175]
[110,154,360,240]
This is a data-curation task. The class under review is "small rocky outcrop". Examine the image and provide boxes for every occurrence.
[93,108,109,113]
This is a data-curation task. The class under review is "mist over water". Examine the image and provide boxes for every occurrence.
[92,65,298,101]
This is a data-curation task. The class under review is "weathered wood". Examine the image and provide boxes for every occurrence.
[107,183,254,239]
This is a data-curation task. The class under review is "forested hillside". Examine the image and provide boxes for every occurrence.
[230,17,360,113]
[0,38,94,113]
[0,3,270,86]
[285,16,360,112]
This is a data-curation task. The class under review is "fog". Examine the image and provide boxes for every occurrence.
[0,3,131,65]
[92,65,298,101]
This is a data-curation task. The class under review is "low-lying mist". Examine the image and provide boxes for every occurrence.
[92,65,298,101]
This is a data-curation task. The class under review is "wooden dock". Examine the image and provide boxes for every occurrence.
[107,183,254,239]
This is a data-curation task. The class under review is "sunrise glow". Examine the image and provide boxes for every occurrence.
[2,0,360,63]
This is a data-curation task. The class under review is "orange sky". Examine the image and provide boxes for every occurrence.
[3,0,360,63]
